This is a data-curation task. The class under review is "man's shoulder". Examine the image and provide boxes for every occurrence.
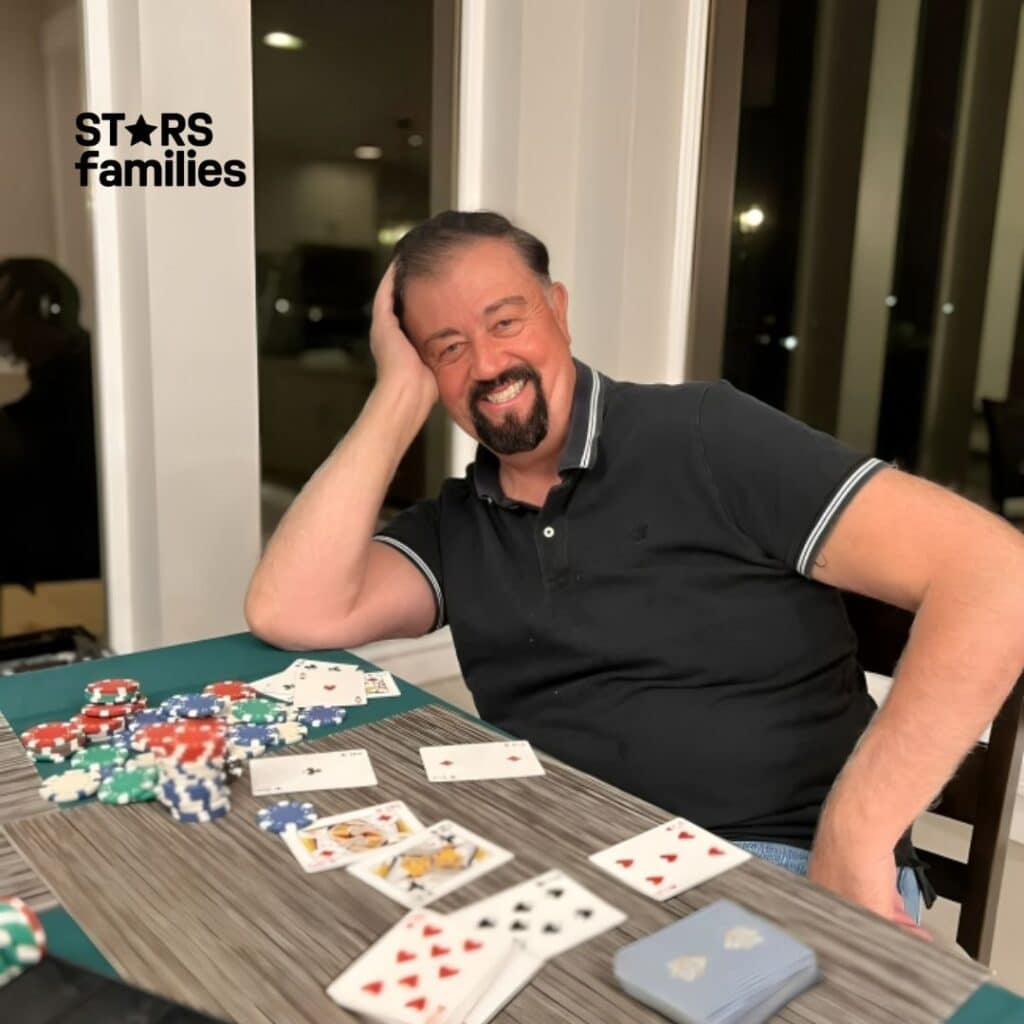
[601,375,718,432]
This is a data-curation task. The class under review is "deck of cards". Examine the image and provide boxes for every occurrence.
[614,900,820,1024]
[249,659,401,706]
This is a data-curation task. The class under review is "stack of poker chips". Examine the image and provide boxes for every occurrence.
[156,760,231,823]
[19,721,84,763]
[72,678,148,746]
[0,897,46,989]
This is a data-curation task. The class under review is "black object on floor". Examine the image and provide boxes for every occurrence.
[0,626,109,676]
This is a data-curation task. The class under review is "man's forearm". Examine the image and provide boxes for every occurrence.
[817,554,1024,852]
[245,379,433,629]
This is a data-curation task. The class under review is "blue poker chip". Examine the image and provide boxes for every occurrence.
[107,730,137,753]
[227,723,277,752]
[162,693,226,720]
[256,800,316,833]
[131,709,170,728]
[295,706,347,729]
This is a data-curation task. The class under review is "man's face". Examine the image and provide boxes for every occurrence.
[402,239,574,458]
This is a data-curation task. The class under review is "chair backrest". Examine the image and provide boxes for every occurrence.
[981,398,1024,510]
[841,591,1024,964]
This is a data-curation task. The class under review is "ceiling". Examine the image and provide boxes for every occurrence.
[250,0,435,169]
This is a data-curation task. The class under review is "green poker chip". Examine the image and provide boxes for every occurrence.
[69,746,128,774]
[229,698,287,725]
[97,765,159,805]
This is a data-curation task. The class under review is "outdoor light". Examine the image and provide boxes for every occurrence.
[782,335,799,351]
[263,32,304,50]
[274,298,290,314]
[355,146,383,160]
[408,134,424,147]
[737,205,765,233]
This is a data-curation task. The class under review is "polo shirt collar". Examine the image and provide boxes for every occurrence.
[471,359,606,505]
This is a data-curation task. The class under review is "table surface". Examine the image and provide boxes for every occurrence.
[0,632,992,1023]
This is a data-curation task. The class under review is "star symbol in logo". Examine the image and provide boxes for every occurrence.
[125,114,157,145]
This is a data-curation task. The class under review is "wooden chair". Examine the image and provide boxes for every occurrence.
[842,592,1024,964]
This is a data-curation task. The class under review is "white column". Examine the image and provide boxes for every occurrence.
[82,0,260,651]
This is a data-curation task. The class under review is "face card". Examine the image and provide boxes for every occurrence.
[419,741,545,783]
[249,749,377,796]
[347,820,514,909]
[282,800,425,873]
[326,908,513,1024]
[450,869,626,963]
[249,662,300,702]
[364,670,401,699]
[588,817,750,901]
[292,660,367,708]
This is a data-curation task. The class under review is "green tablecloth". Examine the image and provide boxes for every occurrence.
[0,632,440,978]
[945,983,1024,1022]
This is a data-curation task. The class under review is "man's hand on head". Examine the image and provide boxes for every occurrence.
[370,263,438,411]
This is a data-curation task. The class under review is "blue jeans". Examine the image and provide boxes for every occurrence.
[735,841,923,924]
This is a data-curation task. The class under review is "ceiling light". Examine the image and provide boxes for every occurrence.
[263,31,304,50]
[355,145,383,160]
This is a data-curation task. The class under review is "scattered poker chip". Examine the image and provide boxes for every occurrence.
[70,713,127,738]
[80,697,147,719]
[295,705,347,729]
[229,698,288,725]
[84,678,140,702]
[272,721,308,745]
[203,680,258,702]
[129,709,169,729]
[20,722,81,751]
[0,898,46,968]
[97,765,159,805]
[257,800,316,834]
[39,768,100,803]
[225,723,276,755]
[70,746,129,774]
[162,693,228,721]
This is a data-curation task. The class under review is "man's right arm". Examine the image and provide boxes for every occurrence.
[244,266,440,650]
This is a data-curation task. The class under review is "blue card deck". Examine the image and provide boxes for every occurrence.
[614,899,820,1024]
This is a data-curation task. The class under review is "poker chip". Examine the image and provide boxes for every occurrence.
[70,746,128,774]
[156,760,232,824]
[161,693,228,721]
[130,708,170,729]
[84,678,140,703]
[20,722,81,751]
[225,723,276,756]
[80,697,147,719]
[256,800,316,834]
[272,721,308,745]
[97,765,159,804]
[70,713,127,739]
[203,680,257,702]
[0,898,46,972]
[39,768,100,803]
[295,705,347,729]
[229,698,288,725]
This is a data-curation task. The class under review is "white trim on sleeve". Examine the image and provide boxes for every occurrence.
[372,535,445,630]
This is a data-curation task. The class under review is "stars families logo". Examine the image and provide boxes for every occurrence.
[74,112,247,188]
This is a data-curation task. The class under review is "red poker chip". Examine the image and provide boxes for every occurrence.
[135,720,226,757]
[9,897,47,954]
[80,696,148,719]
[85,678,140,698]
[20,722,82,750]
[203,680,257,701]
[70,713,127,736]
[162,739,227,763]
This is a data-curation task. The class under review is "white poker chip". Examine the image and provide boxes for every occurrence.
[273,721,308,745]
[39,768,100,803]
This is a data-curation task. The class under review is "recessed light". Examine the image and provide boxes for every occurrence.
[263,31,304,50]
[354,145,383,160]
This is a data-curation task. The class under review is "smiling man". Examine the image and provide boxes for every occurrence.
[245,211,1024,932]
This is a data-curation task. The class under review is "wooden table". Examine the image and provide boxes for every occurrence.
[0,634,992,1022]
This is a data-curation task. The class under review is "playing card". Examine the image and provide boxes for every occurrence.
[461,944,542,1024]
[249,749,377,796]
[326,908,513,1024]
[347,819,514,909]
[588,818,750,901]
[249,662,300,702]
[613,899,820,1024]
[282,800,426,873]
[364,670,401,699]
[292,659,367,708]
[419,741,545,783]
[450,868,626,962]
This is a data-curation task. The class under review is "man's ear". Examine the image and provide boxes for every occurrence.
[549,281,570,339]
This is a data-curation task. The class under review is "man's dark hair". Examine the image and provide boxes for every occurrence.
[391,210,550,324]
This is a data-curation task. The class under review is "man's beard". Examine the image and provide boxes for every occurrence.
[470,365,549,455]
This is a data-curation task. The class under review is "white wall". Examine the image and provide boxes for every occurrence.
[975,14,1024,404]
[253,156,377,254]
[83,0,261,651]
[455,0,708,474]
[0,1,57,259]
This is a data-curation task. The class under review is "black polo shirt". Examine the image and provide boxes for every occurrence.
[374,360,891,851]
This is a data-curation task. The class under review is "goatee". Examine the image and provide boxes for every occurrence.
[470,365,549,455]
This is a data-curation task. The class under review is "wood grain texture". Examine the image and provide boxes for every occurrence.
[7,705,989,1023]
[0,711,58,911]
